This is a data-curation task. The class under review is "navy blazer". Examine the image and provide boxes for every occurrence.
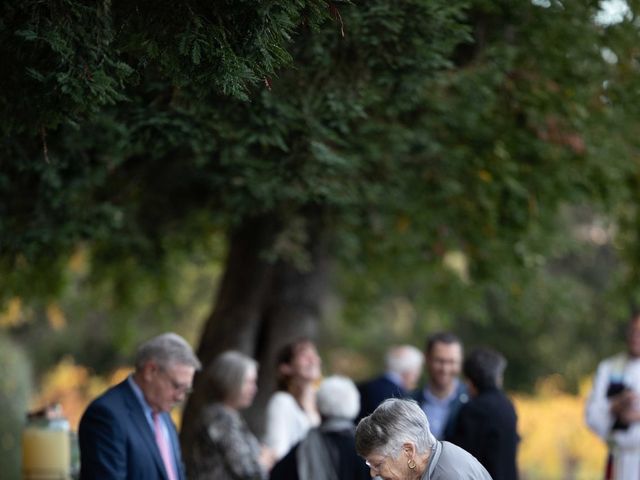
[357,374,407,422]
[79,379,186,480]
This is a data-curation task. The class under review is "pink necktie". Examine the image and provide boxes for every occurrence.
[153,413,178,480]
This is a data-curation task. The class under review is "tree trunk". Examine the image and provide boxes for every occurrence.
[180,212,330,453]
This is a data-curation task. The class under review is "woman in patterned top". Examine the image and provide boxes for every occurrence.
[186,351,276,480]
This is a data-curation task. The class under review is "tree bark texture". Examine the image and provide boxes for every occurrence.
[180,212,330,454]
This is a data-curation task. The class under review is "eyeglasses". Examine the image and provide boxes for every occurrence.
[158,367,193,395]
[365,455,387,473]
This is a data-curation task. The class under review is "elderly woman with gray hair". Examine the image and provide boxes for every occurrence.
[355,398,493,480]
[270,375,370,480]
[186,351,275,480]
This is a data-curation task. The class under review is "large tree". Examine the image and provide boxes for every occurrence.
[2,0,640,447]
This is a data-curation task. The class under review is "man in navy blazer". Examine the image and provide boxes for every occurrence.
[357,345,423,421]
[79,332,201,480]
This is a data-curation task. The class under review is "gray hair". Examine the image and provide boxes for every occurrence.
[317,375,360,420]
[134,332,201,371]
[385,345,423,375]
[207,351,258,403]
[355,399,435,457]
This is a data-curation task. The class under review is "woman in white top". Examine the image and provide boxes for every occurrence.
[264,338,322,461]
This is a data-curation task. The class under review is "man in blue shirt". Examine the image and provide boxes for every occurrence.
[413,332,468,440]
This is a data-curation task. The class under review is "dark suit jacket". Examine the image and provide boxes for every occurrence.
[79,379,185,480]
[449,388,519,480]
[357,374,407,422]
[412,381,469,441]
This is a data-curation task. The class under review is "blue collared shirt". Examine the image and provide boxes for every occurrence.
[421,380,460,439]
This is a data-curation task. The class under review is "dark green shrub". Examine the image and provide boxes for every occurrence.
[0,334,32,480]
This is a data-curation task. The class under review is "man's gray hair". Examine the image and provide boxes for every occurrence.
[317,375,360,420]
[134,332,201,371]
[207,350,258,402]
[355,398,435,457]
[385,345,423,375]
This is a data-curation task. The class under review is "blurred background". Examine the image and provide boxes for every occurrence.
[3,0,640,478]
[0,227,626,479]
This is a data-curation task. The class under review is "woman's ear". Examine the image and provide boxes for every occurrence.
[278,363,293,376]
[403,442,417,458]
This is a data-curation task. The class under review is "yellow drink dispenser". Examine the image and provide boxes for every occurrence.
[22,413,71,480]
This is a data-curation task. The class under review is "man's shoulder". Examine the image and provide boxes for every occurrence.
[593,352,629,376]
[473,388,512,406]
[360,375,398,393]
[462,389,516,420]
[84,379,131,414]
[78,380,135,440]
[409,385,426,403]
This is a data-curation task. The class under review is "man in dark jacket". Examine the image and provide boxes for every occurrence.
[79,333,201,480]
[450,347,519,480]
[357,345,423,422]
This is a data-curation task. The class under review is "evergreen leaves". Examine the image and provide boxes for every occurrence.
[2,0,640,361]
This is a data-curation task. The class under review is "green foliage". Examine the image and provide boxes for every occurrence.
[2,0,640,392]
[0,334,32,480]
[329,0,640,389]
[7,236,224,375]
[0,0,330,304]
[1,1,131,133]
[335,204,628,391]
[0,0,469,300]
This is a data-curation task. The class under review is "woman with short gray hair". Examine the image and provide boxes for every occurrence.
[355,398,493,479]
[186,351,275,480]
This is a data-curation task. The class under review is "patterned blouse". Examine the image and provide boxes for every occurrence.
[186,403,267,480]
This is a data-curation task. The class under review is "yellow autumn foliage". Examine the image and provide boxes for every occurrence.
[34,358,132,430]
[46,303,67,331]
[0,298,24,327]
[514,374,606,480]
